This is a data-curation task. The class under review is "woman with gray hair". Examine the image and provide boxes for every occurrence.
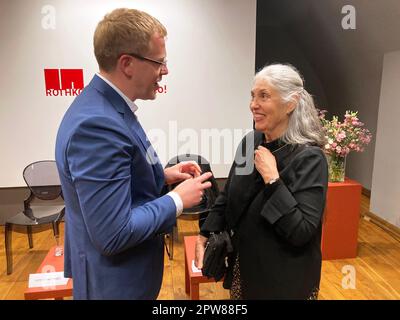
[195,64,328,299]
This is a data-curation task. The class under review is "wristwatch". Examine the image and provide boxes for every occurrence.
[267,177,280,185]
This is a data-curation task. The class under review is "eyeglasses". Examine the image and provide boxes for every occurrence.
[123,52,167,68]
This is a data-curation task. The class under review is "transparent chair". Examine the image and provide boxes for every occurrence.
[5,160,65,275]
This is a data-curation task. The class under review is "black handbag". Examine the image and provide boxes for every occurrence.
[202,231,233,281]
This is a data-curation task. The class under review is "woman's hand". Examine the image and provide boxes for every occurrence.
[164,161,201,185]
[194,234,208,269]
[254,146,280,184]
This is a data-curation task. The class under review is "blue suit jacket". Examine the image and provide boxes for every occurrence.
[55,75,176,299]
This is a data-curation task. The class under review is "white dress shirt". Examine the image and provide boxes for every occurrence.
[96,73,183,216]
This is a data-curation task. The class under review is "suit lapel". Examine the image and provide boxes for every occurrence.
[126,112,166,189]
[89,75,148,153]
[89,75,165,189]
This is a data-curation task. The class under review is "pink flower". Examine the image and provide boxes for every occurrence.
[336,131,346,142]
[319,109,372,156]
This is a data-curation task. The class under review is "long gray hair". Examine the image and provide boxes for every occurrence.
[254,64,325,147]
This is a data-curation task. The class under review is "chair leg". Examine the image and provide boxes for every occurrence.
[171,226,177,258]
[164,233,173,260]
[5,223,13,275]
[164,235,169,259]
[169,231,174,260]
[27,226,33,249]
[173,224,178,241]
[52,221,60,238]
[52,221,62,248]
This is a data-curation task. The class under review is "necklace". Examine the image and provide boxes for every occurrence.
[271,143,289,154]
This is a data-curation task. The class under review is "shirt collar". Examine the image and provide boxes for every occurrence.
[96,73,138,113]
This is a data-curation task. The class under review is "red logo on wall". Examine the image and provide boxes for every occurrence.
[44,69,84,96]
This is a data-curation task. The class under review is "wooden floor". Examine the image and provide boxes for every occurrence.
[1,195,399,300]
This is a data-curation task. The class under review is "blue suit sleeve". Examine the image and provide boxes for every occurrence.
[66,115,176,256]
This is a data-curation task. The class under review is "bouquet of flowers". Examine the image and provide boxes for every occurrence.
[318,110,372,182]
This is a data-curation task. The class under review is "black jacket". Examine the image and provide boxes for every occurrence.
[201,130,328,299]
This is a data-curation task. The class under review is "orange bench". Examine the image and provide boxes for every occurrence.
[184,235,221,300]
[24,246,73,300]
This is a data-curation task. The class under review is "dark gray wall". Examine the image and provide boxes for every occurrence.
[256,0,400,189]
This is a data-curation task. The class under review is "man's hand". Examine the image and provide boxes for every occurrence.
[173,172,213,208]
[195,234,208,269]
[164,161,201,185]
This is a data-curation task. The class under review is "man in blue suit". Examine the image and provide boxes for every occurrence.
[55,8,212,299]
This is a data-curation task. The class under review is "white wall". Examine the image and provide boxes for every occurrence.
[0,0,256,187]
[370,50,400,228]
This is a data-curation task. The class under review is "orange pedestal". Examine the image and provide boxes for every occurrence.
[184,236,220,300]
[321,178,362,260]
[24,246,73,300]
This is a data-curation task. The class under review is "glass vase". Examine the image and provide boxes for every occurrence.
[328,154,346,182]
